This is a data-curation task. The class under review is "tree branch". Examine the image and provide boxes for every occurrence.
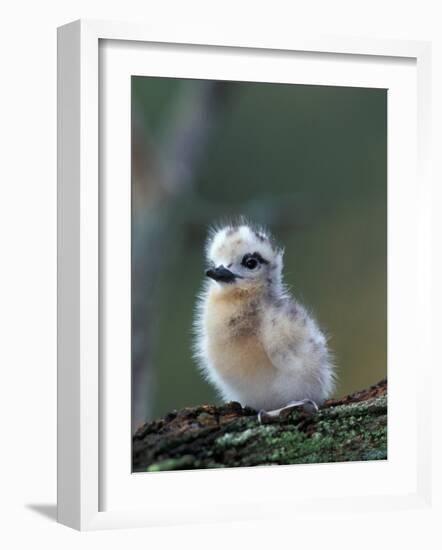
[133,379,387,471]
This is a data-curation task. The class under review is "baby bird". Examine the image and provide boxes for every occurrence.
[194,222,335,421]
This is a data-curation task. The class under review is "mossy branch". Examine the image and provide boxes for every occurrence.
[133,379,387,472]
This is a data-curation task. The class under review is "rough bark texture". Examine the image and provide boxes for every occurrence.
[133,379,387,472]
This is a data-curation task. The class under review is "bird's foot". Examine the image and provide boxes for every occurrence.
[257,399,319,424]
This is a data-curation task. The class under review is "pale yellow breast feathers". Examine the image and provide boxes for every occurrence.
[204,288,275,389]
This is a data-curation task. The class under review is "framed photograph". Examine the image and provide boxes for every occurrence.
[57,19,432,530]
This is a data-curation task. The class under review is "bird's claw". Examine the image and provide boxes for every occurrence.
[257,409,273,424]
[257,399,319,424]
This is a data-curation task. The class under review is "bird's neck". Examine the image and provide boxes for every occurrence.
[209,284,265,305]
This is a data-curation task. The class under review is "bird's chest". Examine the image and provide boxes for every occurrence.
[204,296,274,385]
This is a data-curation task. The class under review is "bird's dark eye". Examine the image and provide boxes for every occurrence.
[242,255,258,270]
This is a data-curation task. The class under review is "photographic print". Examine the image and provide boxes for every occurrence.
[131,77,387,472]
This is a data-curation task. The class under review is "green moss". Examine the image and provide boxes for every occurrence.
[209,396,387,467]
[216,427,270,448]
[147,455,196,472]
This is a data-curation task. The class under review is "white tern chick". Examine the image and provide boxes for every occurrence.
[194,222,335,420]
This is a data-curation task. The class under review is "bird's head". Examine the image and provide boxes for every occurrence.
[204,222,284,296]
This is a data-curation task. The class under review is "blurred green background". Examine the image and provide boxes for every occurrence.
[131,77,387,428]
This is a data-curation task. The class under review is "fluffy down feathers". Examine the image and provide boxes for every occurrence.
[194,222,335,411]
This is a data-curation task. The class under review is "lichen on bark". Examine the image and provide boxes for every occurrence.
[132,379,387,472]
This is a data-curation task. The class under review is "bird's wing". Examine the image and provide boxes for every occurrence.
[261,298,335,404]
[261,299,325,373]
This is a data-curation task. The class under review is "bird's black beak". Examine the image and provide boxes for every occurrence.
[206,265,237,283]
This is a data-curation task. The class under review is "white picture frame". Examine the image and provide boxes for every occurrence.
[57,19,432,531]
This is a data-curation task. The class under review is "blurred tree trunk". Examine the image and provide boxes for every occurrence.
[133,380,387,471]
[131,82,233,431]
